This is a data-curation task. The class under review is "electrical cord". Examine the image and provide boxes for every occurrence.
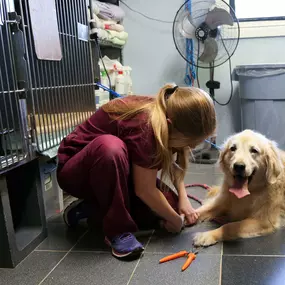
[210,62,214,81]
[119,0,173,23]
[93,34,112,93]
[212,36,234,106]
[196,41,200,88]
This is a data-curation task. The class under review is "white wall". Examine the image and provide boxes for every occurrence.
[122,0,285,143]
[122,0,186,93]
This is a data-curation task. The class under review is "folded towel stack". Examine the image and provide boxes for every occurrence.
[90,1,128,47]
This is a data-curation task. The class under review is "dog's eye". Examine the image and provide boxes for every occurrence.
[230,146,236,152]
[250,148,259,154]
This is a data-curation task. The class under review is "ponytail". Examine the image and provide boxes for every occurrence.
[150,84,178,182]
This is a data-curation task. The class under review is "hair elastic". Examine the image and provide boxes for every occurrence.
[165,85,178,100]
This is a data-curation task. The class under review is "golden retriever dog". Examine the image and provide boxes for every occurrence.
[193,129,285,247]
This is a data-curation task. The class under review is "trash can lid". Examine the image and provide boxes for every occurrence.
[233,63,285,81]
[235,63,285,70]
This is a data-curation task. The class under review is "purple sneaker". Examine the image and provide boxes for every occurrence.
[105,233,144,259]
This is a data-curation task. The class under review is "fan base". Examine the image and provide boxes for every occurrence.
[191,148,219,165]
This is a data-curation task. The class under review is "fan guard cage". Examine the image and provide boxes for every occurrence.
[173,0,240,69]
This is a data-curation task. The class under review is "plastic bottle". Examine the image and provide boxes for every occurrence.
[95,90,99,108]
[101,71,109,87]
[95,89,102,109]
[95,88,109,109]
[115,70,126,96]
[126,69,133,95]
[122,67,133,95]
[122,67,128,95]
[102,90,110,104]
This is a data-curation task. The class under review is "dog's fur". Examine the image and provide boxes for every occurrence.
[193,129,285,247]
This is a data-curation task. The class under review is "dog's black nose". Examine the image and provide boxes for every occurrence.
[234,163,246,173]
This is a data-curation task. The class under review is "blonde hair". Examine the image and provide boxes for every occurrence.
[102,84,216,184]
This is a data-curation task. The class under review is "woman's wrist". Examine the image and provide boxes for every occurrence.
[168,211,182,224]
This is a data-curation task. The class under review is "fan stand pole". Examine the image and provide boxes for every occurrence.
[191,78,220,165]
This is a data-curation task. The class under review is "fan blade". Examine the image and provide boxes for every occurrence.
[179,15,196,39]
[205,7,234,29]
[199,38,218,63]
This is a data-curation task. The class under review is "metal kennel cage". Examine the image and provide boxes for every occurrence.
[0,0,96,172]
[1,0,98,267]
[20,0,95,155]
[0,0,31,172]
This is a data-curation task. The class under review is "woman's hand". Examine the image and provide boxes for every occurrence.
[178,197,199,225]
[162,214,185,233]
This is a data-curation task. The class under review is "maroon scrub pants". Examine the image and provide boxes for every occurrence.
[57,135,178,238]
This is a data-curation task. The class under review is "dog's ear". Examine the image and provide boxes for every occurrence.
[218,146,227,165]
[266,141,283,184]
[218,139,230,170]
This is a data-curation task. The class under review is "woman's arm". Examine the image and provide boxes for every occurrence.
[172,150,188,198]
[174,178,188,199]
[173,149,198,225]
[133,164,183,232]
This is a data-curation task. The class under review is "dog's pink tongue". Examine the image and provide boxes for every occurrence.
[229,178,250,199]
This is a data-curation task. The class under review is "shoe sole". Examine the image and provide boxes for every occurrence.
[112,247,144,258]
[104,237,144,259]
[63,199,83,227]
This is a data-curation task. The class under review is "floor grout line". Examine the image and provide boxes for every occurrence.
[125,258,141,285]
[34,249,69,253]
[72,250,109,254]
[37,230,88,285]
[33,249,285,258]
[34,249,221,255]
[223,254,285,257]
[219,242,223,285]
[144,251,221,255]
[126,230,154,285]
[143,230,154,252]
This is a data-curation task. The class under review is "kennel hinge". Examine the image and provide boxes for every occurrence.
[6,12,21,31]
[7,11,30,91]
[28,112,37,152]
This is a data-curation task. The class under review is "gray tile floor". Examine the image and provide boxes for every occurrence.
[2,164,285,284]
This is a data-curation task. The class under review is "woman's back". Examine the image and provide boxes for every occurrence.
[57,95,156,169]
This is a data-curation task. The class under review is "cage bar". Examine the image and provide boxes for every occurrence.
[0,0,29,172]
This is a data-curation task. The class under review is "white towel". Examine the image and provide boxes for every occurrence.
[94,0,125,22]
[90,13,125,32]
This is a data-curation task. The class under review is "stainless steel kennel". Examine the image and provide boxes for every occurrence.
[0,0,96,267]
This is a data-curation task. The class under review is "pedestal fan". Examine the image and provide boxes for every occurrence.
[173,0,240,163]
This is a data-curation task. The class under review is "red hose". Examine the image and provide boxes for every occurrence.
[185,183,210,205]
[185,183,224,225]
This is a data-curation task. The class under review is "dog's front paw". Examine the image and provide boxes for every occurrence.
[193,231,218,247]
[197,215,211,223]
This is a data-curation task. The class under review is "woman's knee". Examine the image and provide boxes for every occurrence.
[90,135,128,161]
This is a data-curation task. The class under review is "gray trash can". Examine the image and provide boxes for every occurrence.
[233,64,285,149]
